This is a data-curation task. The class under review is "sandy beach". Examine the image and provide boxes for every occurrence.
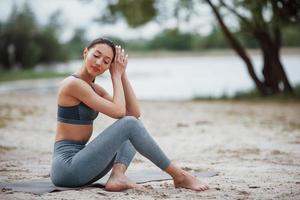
[1,92,300,199]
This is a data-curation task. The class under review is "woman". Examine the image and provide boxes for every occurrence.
[50,37,209,192]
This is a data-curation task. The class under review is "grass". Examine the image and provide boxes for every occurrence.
[193,84,300,102]
[0,69,69,82]
[0,145,16,153]
[287,122,300,131]
[0,118,7,128]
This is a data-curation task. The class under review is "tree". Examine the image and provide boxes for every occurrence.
[0,3,68,70]
[0,3,40,69]
[37,10,68,64]
[96,0,157,28]
[66,28,88,59]
[96,0,300,96]
[149,28,194,50]
[204,0,299,95]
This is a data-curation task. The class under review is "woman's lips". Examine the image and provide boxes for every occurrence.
[92,66,101,73]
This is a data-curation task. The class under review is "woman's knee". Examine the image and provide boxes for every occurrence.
[118,116,143,130]
[119,116,139,124]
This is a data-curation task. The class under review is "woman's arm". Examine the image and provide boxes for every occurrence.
[91,74,141,118]
[62,77,125,119]
[121,72,141,118]
[92,46,140,118]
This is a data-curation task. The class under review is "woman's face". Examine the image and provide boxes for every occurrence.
[83,43,114,76]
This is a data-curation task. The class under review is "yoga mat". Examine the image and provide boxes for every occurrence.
[0,169,218,195]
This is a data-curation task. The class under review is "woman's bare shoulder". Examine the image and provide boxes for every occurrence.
[58,76,97,105]
[59,76,88,92]
[58,76,90,102]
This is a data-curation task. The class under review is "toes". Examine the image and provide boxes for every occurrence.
[202,185,209,191]
[198,184,209,191]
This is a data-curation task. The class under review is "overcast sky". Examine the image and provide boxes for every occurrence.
[0,0,215,42]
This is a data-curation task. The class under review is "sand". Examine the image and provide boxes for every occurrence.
[0,92,300,199]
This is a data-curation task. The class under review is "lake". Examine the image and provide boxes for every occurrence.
[1,52,299,100]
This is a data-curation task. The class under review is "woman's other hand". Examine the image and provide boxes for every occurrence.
[110,45,128,78]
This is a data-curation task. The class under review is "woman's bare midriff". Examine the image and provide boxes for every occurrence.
[55,121,93,143]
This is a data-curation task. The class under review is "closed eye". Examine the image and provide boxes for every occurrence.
[95,50,112,63]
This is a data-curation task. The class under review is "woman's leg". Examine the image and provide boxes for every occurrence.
[69,116,170,186]
[83,140,137,187]
[114,140,136,167]
[72,116,208,191]
[105,141,139,191]
[101,116,208,192]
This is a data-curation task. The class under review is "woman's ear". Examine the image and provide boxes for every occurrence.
[83,48,88,59]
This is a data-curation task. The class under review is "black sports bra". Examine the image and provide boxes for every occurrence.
[57,74,98,125]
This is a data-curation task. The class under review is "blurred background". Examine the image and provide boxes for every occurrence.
[0,0,299,100]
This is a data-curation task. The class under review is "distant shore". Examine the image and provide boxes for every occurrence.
[127,47,300,58]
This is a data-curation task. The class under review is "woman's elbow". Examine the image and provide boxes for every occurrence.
[112,113,125,119]
[126,110,141,119]
[135,111,141,118]
[110,107,126,119]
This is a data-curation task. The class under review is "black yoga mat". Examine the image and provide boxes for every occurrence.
[0,169,218,195]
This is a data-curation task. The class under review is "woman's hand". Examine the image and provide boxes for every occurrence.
[110,45,128,78]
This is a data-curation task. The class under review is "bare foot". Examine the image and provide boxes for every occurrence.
[173,171,209,191]
[105,173,139,192]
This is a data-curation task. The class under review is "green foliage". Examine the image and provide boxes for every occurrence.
[224,0,300,48]
[232,83,300,101]
[232,85,300,101]
[193,83,300,102]
[234,29,259,49]
[200,27,230,49]
[282,25,300,47]
[37,27,67,63]
[0,3,68,70]
[95,0,300,52]
[107,0,156,28]
[149,28,194,50]
[126,39,150,51]
[65,28,88,59]
[107,24,299,52]
[0,69,69,82]
[94,0,300,51]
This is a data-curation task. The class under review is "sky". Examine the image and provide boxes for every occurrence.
[0,0,216,42]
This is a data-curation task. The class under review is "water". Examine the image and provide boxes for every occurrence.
[1,53,299,100]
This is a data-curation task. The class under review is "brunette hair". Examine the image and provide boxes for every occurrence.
[86,37,116,61]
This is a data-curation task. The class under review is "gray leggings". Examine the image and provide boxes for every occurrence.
[50,116,171,187]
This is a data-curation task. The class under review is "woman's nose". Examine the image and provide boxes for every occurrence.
[95,58,103,66]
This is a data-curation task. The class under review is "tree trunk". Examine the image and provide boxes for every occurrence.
[205,0,268,95]
[254,30,293,94]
